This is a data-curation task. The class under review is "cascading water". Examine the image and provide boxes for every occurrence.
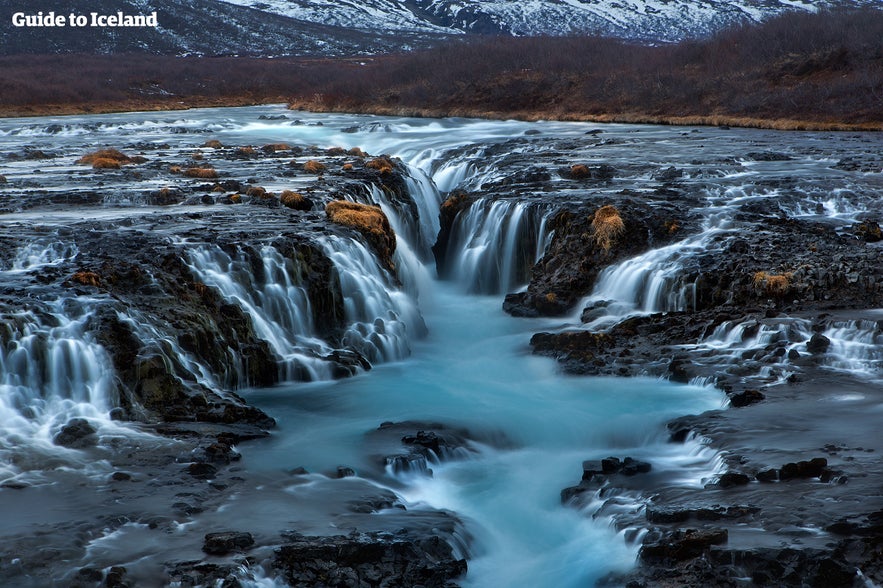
[443,199,552,294]
[4,106,880,587]
[186,244,336,382]
[0,298,118,482]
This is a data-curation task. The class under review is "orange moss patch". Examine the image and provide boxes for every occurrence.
[91,158,122,169]
[77,148,134,167]
[326,146,346,155]
[71,271,101,287]
[246,186,267,198]
[303,159,326,173]
[280,190,311,210]
[591,205,625,252]
[262,143,290,152]
[342,163,354,171]
[184,167,218,179]
[366,156,395,174]
[348,147,366,157]
[230,194,242,203]
[570,164,590,179]
[325,200,396,270]
[202,140,224,149]
[753,271,793,296]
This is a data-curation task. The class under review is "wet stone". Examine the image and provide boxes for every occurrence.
[203,531,255,555]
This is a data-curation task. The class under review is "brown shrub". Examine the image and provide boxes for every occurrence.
[202,140,224,149]
[326,147,346,155]
[342,163,354,171]
[262,143,290,152]
[366,156,395,174]
[184,167,218,179]
[591,205,625,251]
[246,186,267,198]
[236,146,257,156]
[90,158,121,169]
[570,164,590,179]
[325,200,396,269]
[71,271,101,287]
[77,148,133,166]
[303,159,326,173]
[348,147,366,157]
[280,190,312,211]
[753,271,792,296]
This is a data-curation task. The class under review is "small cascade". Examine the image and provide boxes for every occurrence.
[443,199,552,294]
[319,235,425,365]
[819,320,883,377]
[186,244,335,382]
[9,240,79,271]
[0,298,119,480]
[359,163,443,260]
[579,228,727,329]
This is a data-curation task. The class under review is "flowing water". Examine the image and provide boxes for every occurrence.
[1,105,880,585]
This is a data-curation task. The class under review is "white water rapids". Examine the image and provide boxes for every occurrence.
[2,105,881,586]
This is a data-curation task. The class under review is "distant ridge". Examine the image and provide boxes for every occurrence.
[2,0,880,56]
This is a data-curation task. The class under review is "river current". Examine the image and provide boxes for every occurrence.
[2,104,880,586]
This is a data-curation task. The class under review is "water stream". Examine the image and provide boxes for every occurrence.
[1,105,879,585]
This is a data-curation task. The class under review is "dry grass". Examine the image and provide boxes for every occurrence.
[591,205,625,252]
[303,159,326,174]
[184,167,218,179]
[569,164,590,179]
[325,200,396,268]
[77,148,136,168]
[71,271,101,287]
[366,156,394,174]
[280,190,310,210]
[753,271,793,296]
[262,143,290,152]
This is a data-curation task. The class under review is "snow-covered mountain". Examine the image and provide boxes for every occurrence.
[2,0,878,56]
[221,0,880,41]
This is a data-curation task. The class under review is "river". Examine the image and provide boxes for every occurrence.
[0,104,879,586]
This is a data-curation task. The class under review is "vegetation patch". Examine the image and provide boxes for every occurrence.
[753,271,793,296]
[184,167,218,179]
[77,148,138,169]
[325,200,396,270]
[303,160,326,174]
[202,140,223,149]
[591,205,625,252]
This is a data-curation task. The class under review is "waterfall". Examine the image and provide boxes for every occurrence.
[186,244,336,382]
[443,199,552,294]
[318,235,425,365]
[0,298,120,481]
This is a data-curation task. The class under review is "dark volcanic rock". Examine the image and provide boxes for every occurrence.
[53,418,98,448]
[202,531,255,555]
[273,532,466,588]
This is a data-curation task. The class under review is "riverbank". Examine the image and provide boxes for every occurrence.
[2,9,882,131]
